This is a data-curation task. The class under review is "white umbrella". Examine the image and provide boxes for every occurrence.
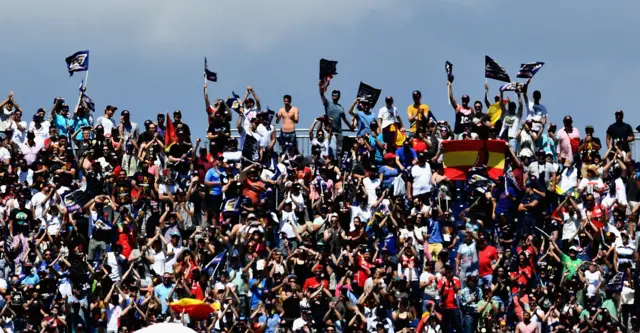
[134,323,197,333]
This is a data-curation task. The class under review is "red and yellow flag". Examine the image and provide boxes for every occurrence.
[165,112,176,152]
[169,298,215,320]
[442,140,507,181]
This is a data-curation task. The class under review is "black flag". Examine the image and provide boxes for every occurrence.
[445,61,454,83]
[485,56,511,82]
[204,57,217,82]
[357,82,382,108]
[319,59,338,90]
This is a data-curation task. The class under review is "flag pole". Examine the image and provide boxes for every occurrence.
[84,69,89,90]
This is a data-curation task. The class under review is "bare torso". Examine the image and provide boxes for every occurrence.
[278,106,298,133]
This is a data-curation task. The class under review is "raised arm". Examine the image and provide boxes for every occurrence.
[484,83,491,108]
[319,80,328,106]
[204,82,211,110]
[248,86,261,111]
[447,81,458,110]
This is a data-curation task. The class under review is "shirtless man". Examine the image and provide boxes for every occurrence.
[276,94,299,153]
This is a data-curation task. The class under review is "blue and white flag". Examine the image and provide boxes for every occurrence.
[499,82,523,92]
[65,50,89,76]
[204,57,217,82]
[205,250,227,270]
[517,62,544,79]
[607,271,624,292]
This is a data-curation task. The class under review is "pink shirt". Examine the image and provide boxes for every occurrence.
[557,127,580,163]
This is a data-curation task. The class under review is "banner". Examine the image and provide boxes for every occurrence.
[517,62,545,79]
[169,298,215,320]
[499,82,524,92]
[165,113,176,149]
[485,55,510,82]
[65,50,89,76]
[442,140,507,180]
[63,190,91,213]
[357,82,382,108]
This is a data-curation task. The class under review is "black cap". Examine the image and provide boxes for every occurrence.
[412,90,422,97]
[106,105,117,111]
[173,110,182,116]
[331,90,340,96]
[157,113,165,119]
[121,110,130,116]
[144,120,152,127]
[563,115,572,122]
[385,96,394,103]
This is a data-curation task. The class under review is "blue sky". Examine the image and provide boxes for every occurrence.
[1,0,639,144]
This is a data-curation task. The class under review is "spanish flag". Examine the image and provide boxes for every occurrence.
[442,140,507,181]
[383,123,406,149]
[169,298,215,320]
[165,112,177,152]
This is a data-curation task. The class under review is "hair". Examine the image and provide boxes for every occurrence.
[533,90,542,100]
[283,94,292,102]
[474,100,483,107]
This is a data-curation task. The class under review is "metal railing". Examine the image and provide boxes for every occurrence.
[230,129,640,160]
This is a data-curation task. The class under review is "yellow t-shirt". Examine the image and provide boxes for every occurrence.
[407,104,430,133]
[487,102,502,126]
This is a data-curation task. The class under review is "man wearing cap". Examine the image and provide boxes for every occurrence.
[579,125,601,165]
[348,96,376,137]
[448,81,474,138]
[377,96,404,146]
[319,80,351,159]
[548,237,582,280]
[407,90,430,138]
[524,150,556,192]
[606,110,634,154]
[241,86,261,130]
[119,110,139,142]
[172,110,192,142]
[557,115,580,163]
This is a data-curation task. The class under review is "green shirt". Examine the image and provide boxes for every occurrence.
[560,253,582,280]
[477,300,500,327]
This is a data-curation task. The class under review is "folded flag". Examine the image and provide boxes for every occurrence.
[165,112,176,149]
[169,298,215,320]
[82,94,95,112]
[204,57,217,82]
[445,61,454,83]
[319,58,338,90]
[357,82,382,108]
[65,50,89,76]
[499,82,523,92]
[442,140,507,181]
[485,55,510,82]
[517,62,545,79]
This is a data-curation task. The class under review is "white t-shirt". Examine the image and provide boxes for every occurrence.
[561,211,580,241]
[279,210,299,239]
[411,164,433,196]
[311,138,330,157]
[106,252,121,282]
[584,270,601,297]
[242,106,258,130]
[0,107,14,131]
[526,161,555,187]
[106,303,123,332]
[526,102,548,132]
[501,115,520,139]
[377,106,398,129]
[362,177,380,207]
[256,124,273,148]
[165,243,183,272]
[9,120,27,144]
[149,249,166,276]
[350,205,371,231]
[28,121,50,146]
[96,116,116,134]
[558,166,578,194]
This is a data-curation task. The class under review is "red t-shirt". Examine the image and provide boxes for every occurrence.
[411,138,427,153]
[295,167,312,186]
[355,257,374,288]
[303,277,329,291]
[584,204,607,230]
[437,277,460,309]
[509,265,532,293]
[190,280,204,300]
[478,245,498,277]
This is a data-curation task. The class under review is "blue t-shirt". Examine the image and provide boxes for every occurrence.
[73,117,93,141]
[368,133,384,164]
[427,219,443,244]
[154,284,174,313]
[382,232,398,256]
[493,185,517,216]
[355,110,376,137]
[259,313,281,333]
[249,278,267,310]
[205,167,223,196]
[325,102,345,133]
[541,134,557,161]
[395,147,417,169]
[380,166,399,188]
[54,114,74,136]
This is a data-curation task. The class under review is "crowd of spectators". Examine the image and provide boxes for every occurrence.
[0,74,637,333]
